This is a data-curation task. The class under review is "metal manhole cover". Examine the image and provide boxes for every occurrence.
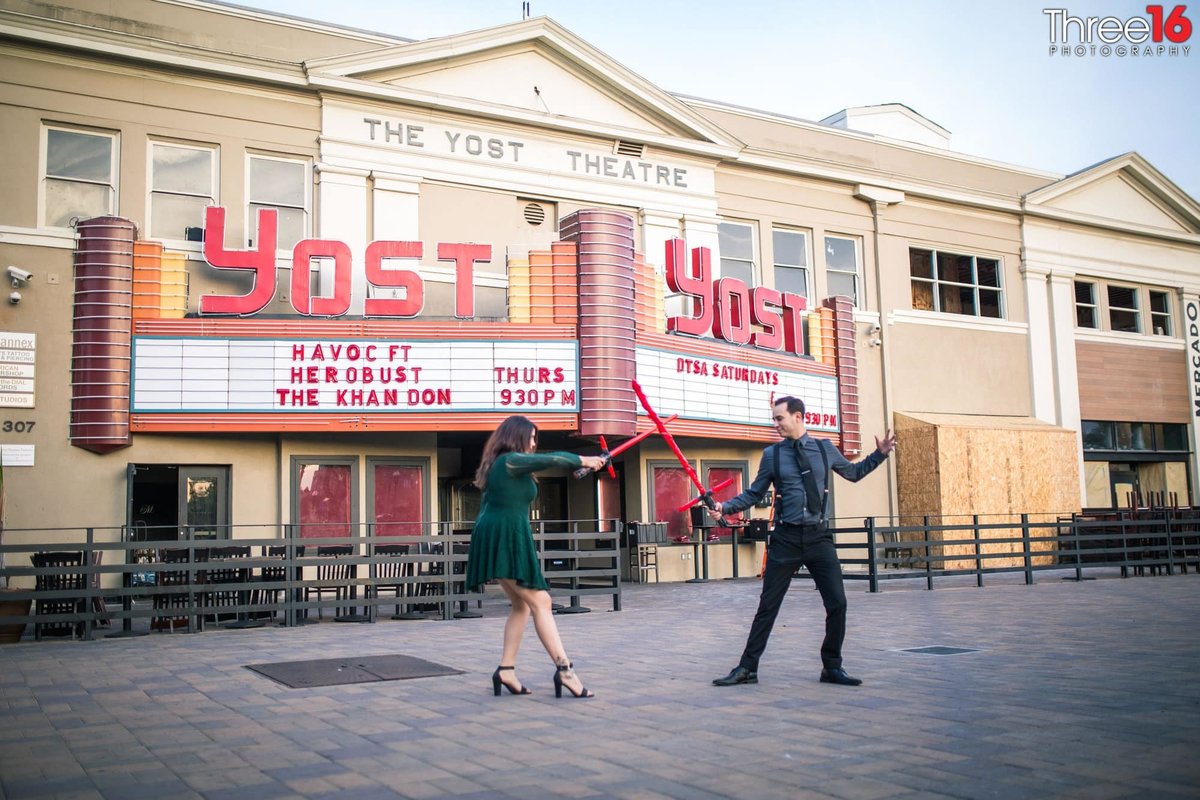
[899,646,980,656]
[246,654,464,688]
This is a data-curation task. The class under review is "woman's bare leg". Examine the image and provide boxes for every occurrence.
[498,579,592,696]
[496,580,531,692]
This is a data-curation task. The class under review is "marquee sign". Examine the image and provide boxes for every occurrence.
[635,346,839,431]
[132,337,578,413]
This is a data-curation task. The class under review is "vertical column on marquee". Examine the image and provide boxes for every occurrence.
[561,210,637,438]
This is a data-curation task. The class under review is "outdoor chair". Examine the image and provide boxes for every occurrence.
[204,545,252,623]
[304,545,353,619]
[251,545,288,621]
[32,551,87,640]
[152,548,206,633]
[372,543,411,616]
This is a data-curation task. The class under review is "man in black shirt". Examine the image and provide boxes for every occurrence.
[711,395,895,687]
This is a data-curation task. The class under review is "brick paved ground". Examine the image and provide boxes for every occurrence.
[1,570,1198,799]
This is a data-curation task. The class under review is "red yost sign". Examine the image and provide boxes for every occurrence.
[664,238,808,358]
[198,207,488,318]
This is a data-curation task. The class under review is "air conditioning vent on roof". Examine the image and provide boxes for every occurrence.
[614,140,645,158]
[523,202,547,226]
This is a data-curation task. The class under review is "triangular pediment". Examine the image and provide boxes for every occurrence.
[1024,153,1200,235]
[304,17,740,155]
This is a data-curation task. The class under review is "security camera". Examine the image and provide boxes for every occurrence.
[867,322,882,334]
[7,266,32,286]
[8,290,20,305]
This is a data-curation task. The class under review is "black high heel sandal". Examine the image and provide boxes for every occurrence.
[553,663,594,699]
[492,666,531,696]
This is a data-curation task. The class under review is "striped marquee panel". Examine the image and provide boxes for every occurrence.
[131,337,579,415]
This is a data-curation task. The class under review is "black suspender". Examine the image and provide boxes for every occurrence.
[772,438,830,523]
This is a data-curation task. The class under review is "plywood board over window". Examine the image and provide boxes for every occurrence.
[893,412,1081,570]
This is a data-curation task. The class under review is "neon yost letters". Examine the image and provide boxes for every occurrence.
[664,238,809,357]
[198,207,486,318]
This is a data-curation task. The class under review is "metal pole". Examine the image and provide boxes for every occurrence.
[866,517,879,594]
[1021,514,1033,585]
[973,514,983,588]
[1165,512,1175,576]
[924,515,933,591]
[83,528,94,641]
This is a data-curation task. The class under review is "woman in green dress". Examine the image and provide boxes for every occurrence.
[466,415,605,699]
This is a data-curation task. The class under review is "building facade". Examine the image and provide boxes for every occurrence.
[1,0,1197,581]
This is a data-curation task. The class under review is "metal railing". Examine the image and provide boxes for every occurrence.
[831,508,1200,592]
[0,519,621,641]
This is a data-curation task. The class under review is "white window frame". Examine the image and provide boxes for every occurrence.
[771,226,810,300]
[1074,280,1098,329]
[1148,289,1172,337]
[40,124,118,229]
[824,234,862,308]
[246,152,310,253]
[909,247,1005,319]
[1106,283,1141,334]
[717,219,757,286]
[148,139,218,245]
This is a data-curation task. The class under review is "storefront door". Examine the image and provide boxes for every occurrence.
[1110,465,1138,508]
[179,467,229,539]
[293,458,356,539]
[127,464,230,541]
[368,459,428,538]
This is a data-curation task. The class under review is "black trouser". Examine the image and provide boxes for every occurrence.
[738,524,847,672]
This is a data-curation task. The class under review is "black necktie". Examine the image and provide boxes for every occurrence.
[792,439,822,516]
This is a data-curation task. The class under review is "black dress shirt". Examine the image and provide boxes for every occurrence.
[720,434,888,526]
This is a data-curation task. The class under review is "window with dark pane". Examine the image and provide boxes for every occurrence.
[1107,285,1140,333]
[1156,424,1187,451]
[1148,290,1171,336]
[909,248,934,310]
[1074,280,1097,328]
[1081,421,1114,450]
[1114,422,1148,450]
[979,288,1002,318]
[976,259,1000,288]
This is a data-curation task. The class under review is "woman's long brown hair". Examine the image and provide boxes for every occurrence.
[474,415,537,490]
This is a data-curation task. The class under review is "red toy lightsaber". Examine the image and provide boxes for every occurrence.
[678,476,735,513]
[573,413,680,478]
[629,380,733,522]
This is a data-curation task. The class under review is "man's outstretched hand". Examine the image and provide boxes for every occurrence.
[876,429,897,455]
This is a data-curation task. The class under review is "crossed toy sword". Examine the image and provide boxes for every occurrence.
[576,380,734,526]
[571,412,680,479]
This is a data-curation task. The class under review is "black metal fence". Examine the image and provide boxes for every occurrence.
[0,519,621,642]
[832,507,1200,592]
[4,510,1196,641]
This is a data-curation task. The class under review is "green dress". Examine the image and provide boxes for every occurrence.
[465,451,582,592]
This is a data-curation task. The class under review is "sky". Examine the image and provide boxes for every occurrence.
[233,0,1200,200]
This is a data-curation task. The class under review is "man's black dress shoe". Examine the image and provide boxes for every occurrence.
[819,667,862,686]
[713,666,757,686]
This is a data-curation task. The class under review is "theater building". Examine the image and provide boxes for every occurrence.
[1,0,1197,582]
